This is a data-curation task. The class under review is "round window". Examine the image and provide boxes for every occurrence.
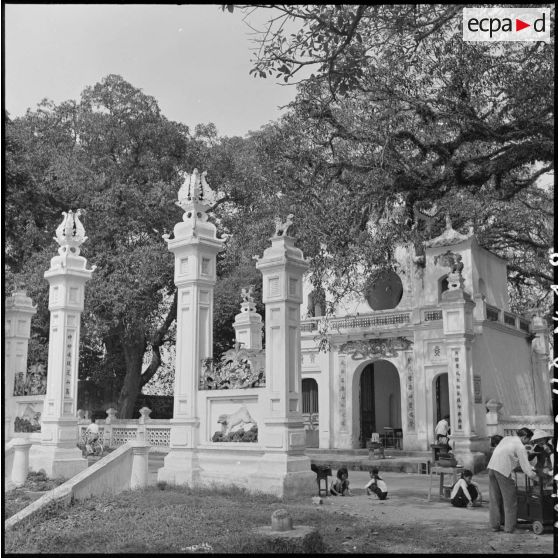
[364,270,403,310]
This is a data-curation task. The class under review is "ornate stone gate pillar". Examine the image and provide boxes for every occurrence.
[4,291,37,439]
[158,170,224,485]
[32,210,95,478]
[254,218,315,496]
[439,258,487,471]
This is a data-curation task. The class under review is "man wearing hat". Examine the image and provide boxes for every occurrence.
[528,429,553,475]
[486,427,537,533]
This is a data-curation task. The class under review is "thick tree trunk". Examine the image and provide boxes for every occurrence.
[117,332,146,419]
[116,292,178,419]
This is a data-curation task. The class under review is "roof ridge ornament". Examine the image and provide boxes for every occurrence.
[424,212,474,248]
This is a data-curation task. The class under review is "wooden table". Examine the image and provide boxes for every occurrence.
[428,465,464,501]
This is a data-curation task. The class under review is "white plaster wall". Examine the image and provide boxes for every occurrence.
[472,325,551,417]
[470,242,510,310]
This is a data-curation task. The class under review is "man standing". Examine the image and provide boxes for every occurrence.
[486,427,537,533]
[435,415,450,443]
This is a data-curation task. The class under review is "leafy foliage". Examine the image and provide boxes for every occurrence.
[223,5,554,319]
[5,75,198,417]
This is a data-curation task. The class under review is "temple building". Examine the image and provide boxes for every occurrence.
[299,218,552,470]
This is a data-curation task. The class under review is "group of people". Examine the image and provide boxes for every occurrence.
[326,424,553,536]
[329,466,388,500]
[447,425,553,535]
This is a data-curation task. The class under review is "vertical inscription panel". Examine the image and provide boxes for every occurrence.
[405,352,415,431]
[338,356,347,431]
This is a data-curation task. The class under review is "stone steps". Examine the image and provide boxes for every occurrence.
[145,450,432,478]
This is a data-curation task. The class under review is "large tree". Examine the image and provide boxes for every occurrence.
[5,75,206,417]
[223,4,554,312]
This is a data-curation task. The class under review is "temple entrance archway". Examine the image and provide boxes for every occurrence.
[358,360,401,448]
[433,372,450,433]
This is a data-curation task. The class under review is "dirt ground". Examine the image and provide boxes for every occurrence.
[311,470,554,554]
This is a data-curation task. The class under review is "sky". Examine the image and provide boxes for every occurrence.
[4,4,298,137]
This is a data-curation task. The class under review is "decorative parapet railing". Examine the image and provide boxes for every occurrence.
[78,408,171,451]
[300,310,412,333]
[486,305,500,322]
[484,304,530,333]
[422,309,442,322]
[500,416,553,438]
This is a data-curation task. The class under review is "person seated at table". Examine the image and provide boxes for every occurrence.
[365,468,388,500]
[330,467,351,496]
[435,415,450,444]
[450,469,482,508]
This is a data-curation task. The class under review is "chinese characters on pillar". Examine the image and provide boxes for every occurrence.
[65,332,74,398]
[405,353,415,431]
[339,357,347,430]
[453,349,463,431]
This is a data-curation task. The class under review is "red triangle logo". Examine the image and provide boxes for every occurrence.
[516,18,530,32]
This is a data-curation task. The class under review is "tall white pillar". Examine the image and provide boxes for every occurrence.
[158,170,225,485]
[31,210,95,478]
[439,260,487,471]
[255,220,315,496]
[4,291,37,439]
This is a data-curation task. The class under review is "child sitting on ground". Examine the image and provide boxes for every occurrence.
[365,468,388,500]
[330,467,351,496]
[450,469,482,508]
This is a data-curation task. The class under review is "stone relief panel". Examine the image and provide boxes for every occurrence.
[426,341,447,363]
[301,350,318,369]
[199,344,265,390]
[339,337,413,361]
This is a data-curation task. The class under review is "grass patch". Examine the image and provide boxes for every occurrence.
[4,485,364,553]
[6,483,551,554]
[4,472,68,519]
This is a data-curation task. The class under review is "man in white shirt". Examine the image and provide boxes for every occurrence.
[486,427,537,533]
[435,415,450,443]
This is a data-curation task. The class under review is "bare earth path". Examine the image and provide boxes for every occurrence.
[309,470,553,554]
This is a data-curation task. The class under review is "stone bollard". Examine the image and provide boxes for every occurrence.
[11,438,32,487]
[129,441,150,490]
[254,508,323,551]
[103,408,117,448]
[271,509,293,532]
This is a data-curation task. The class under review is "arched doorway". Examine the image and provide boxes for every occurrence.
[433,372,450,430]
[302,378,319,448]
[359,360,401,448]
[302,378,319,415]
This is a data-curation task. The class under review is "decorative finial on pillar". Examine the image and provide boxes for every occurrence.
[273,214,294,237]
[54,210,87,256]
[445,212,452,230]
[174,169,217,236]
[240,285,256,313]
[434,250,465,290]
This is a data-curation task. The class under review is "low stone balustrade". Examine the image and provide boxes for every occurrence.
[78,407,172,451]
